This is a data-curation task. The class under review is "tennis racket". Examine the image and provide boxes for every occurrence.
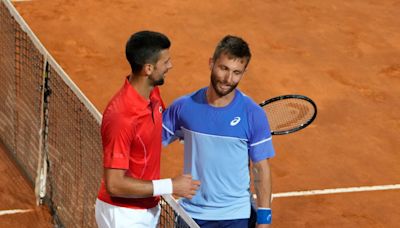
[259,94,317,135]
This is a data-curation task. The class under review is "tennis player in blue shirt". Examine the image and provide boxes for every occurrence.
[163,35,275,227]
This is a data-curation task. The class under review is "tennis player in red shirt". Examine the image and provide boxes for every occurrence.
[95,31,200,228]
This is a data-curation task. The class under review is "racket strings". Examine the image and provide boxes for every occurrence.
[263,98,315,133]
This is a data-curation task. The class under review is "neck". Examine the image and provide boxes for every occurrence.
[128,73,154,99]
[206,86,235,107]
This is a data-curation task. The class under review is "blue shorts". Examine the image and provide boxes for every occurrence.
[193,218,250,228]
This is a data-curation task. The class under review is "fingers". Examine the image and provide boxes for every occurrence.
[171,175,201,199]
[183,179,200,199]
[190,181,200,191]
[183,189,198,199]
[187,185,199,198]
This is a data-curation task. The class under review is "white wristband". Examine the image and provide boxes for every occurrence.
[152,179,173,196]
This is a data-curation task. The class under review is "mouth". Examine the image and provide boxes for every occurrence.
[219,83,232,90]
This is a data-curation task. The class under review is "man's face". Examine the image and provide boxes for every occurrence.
[149,49,172,86]
[210,53,247,97]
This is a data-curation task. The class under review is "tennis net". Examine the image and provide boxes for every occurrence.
[0,0,198,227]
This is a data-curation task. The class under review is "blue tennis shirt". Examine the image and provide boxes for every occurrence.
[162,87,275,220]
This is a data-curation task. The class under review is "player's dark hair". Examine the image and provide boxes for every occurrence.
[125,31,171,74]
[212,35,251,67]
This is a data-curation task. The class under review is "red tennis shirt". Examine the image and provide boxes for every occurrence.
[97,78,165,209]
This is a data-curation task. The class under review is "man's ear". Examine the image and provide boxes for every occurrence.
[209,58,214,70]
[144,64,154,76]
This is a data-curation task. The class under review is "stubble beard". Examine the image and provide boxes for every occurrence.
[210,72,238,97]
[150,70,165,86]
[153,78,164,86]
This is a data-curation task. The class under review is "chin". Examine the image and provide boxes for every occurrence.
[154,80,165,86]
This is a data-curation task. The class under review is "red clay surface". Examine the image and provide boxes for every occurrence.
[1,0,399,227]
[0,142,52,228]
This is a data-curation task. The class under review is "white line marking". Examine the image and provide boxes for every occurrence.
[0,209,33,216]
[269,184,400,199]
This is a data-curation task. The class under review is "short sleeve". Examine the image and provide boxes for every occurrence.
[101,115,132,169]
[162,97,185,146]
[248,106,275,162]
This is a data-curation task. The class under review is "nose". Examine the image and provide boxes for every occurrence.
[223,71,234,84]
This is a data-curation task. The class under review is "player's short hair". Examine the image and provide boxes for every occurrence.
[126,31,171,74]
[212,35,251,67]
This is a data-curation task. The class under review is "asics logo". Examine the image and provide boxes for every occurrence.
[230,117,241,126]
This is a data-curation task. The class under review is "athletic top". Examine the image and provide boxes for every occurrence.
[162,87,275,220]
[97,78,165,209]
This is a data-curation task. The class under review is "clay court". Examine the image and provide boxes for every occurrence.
[1,0,399,227]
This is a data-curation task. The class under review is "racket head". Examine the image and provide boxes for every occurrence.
[259,94,317,135]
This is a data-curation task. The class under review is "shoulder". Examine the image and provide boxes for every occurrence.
[170,87,206,108]
[237,90,262,112]
[235,91,268,128]
[102,97,133,133]
[102,107,132,131]
[101,113,133,142]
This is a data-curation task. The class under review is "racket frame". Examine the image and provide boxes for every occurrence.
[259,94,317,135]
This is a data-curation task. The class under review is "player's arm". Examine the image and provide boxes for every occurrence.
[253,158,272,227]
[248,103,275,226]
[104,168,200,199]
[162,98,186,146]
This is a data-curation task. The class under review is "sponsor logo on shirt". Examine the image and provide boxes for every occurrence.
[230,117,241,126]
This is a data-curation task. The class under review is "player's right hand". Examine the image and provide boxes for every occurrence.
[172,174,200,199]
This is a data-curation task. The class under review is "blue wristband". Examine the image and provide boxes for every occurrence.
[257,208,272,224]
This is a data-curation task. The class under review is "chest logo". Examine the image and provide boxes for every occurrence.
[230,117,241,126]
[159,106,163,113]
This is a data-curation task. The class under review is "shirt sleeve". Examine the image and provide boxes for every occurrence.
[248,106,275,162]
[162,98,185,146]
[101,115,132,169]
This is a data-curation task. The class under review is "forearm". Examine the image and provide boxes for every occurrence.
[253,159,272,227]
[106,175,154,198]
[253,159,272,208]
[104,168,172,198]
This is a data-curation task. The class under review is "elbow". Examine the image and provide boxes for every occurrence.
[105,179,121,196]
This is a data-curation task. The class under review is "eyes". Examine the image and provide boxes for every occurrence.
[219,65,243,76]
[156,57,171,68]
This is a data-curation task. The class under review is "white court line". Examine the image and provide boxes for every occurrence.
[2,185,399,216]
[270,184,400,199]
[0,209,33,216]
